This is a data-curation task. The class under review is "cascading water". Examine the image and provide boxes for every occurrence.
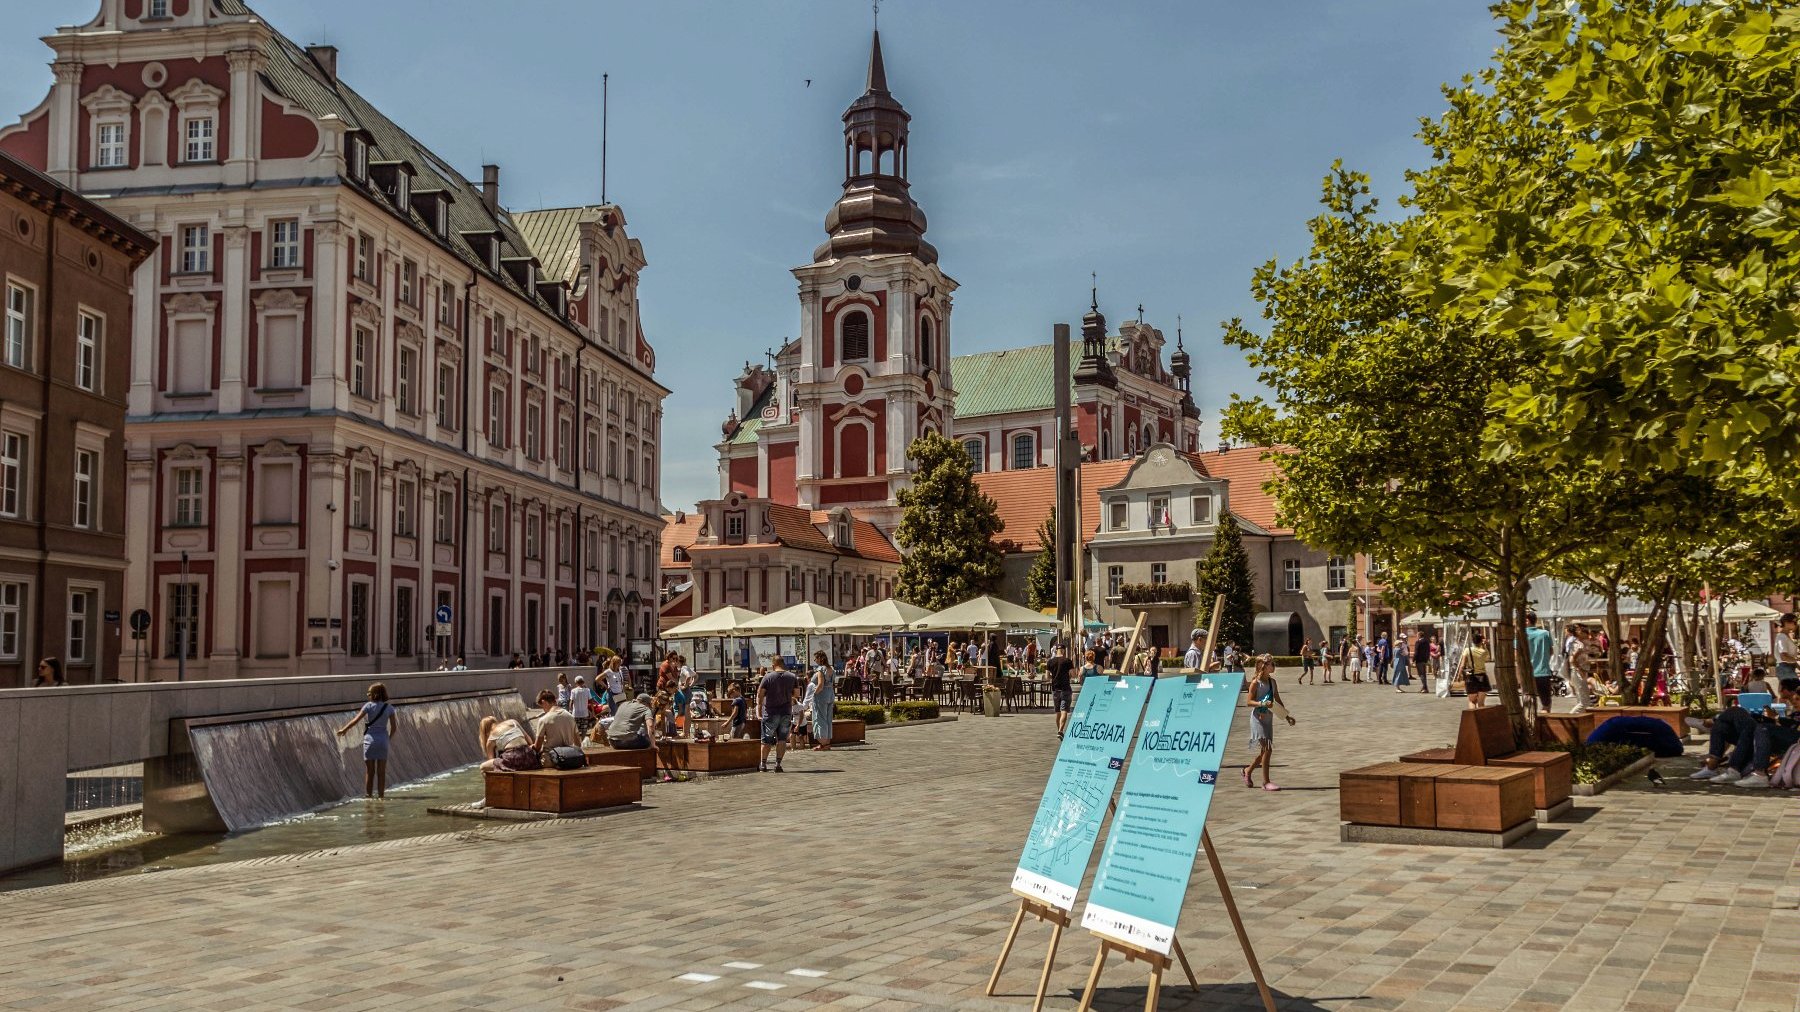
[188,691,530,832]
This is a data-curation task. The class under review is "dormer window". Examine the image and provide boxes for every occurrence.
[348,136,368,181]
[169,78,224,165]
[1109,500,1127,531]
[835,516,852,549]
[724,510,746,545]
[394,170,410,208]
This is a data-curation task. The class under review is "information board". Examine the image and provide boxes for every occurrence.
[1011,674,1153,910]
[1080,672,1244,955]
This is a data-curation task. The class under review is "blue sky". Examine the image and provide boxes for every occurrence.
[1,1,1501,512]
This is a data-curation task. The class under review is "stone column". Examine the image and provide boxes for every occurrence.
[224,49,259,187]
[373,465,394,671]
[301,452,344,672]
[127,234,159,415]
[122,452,156,679]
[310,220,345,412]
[46,60,81,184]
[209,450,246,673]
[218,226,249,413]
[466,484,489,661]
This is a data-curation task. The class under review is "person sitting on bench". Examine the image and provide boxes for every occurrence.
[605,692,657,751]
[479,715,539,772]
[532,689,582,752]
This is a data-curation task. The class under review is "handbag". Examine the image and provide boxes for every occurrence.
[545,745,586,771]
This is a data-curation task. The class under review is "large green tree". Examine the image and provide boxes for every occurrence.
[1025,509,1057,612]
[894,432,1005,611]
[1195,509,1255,653]
[1439,2,1800,505]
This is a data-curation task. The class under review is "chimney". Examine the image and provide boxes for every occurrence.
[481,164,499,212]
[306,45,338,81]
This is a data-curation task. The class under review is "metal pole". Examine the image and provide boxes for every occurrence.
[177,550,188,682]
[601,73,609,204]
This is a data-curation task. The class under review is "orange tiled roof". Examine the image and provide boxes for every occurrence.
[684,502,901,564]
[809,510,903,564]
[1195,446,1290,535]
[661,512,702,570]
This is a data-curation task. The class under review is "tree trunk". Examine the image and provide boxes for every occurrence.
[1604,577,1624,688]
[1491,533,1532,749]
[1629,577,1676,705]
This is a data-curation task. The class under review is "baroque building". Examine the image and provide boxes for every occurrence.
[1,0,665,678]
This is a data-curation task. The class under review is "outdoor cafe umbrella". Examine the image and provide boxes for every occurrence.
[737,602,845,671]
[817,598,932,635]
[662,606,764,684]
[911,595,1056,632]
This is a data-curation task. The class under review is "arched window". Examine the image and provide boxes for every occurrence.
[1143,424,1155,449]
[1101,429,1112,460]
[1011,432,1036,471]
[1126,427,1137,455]
[841,310,870,363]
[918,317,933,367]
[962,438,985,473]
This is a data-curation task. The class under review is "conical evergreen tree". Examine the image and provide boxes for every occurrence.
[895,432,1005,610]
[1025,509,1057,611]
[1195,509,1255,651]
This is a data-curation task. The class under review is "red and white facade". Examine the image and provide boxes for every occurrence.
[1,0,666,678]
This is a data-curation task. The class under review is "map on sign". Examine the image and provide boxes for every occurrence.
[1080,672,1243,955]
[1011,674,1152,912]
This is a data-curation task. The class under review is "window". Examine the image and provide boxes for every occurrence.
[841,311,870,362]
[1010,432,1035,471]
[435,488,456,544]
[1283,558,1302,593]
[1109,500,1127,531]
[183,115,214,162]
[269,219,301,269]
[0,582,21,659]
[1107,566,1124,599]
[623,439,636,483]
[488,501,506,549]
[73,450,96,530]
[642,451,653,489]
[585,528,600,570]
[395,477,415,537]
[1190,494,1213,525]
[438,279,455,325]
[400,259,417,306]
[488,387,506,446]
[558,518,572,565]
[395,346,418,415]
[524,513,539,559]
[557,416,572,470]
[0,432,25,518]
[724,511,745,544]
[490,312,505,354]
[148,0,168,16]
[584,427,599,472]
[1326,556,1349,591]
[180,224,210,273]
[524,403,541,459]
[75,310,99,391]
[173,466,204,526]
[607,534,618,572]
[4,282,29,369]
[918,317,933,367]
[67,589,92,664]
[348,582,370,656]
[349,467,373,529]
[166,582,198,659]
[962,439,984,473]
[435,363,457,429]
[96,122,126,167]
[393,585,414,658]
[1149,495,1170,528]
[348,135,367,180]
[354,232,372,282]
[350,326,372,397]
[1151,562,1168,585]
[607,436,618,477]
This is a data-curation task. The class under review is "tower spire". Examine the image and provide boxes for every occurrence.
[866,25,888,94]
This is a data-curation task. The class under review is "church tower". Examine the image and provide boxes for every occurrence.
[788,30,958,531]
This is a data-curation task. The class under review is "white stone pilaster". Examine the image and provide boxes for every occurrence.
[218,226,249,413]
[310,220,345,411]
[224,49,258,187]
[47,60,81,184]
[210,451,245,668]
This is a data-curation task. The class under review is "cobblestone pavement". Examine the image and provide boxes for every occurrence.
[3,680,1798,1011]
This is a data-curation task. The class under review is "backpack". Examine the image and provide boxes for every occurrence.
[545,745,586,771]
[1771,741,1800,789]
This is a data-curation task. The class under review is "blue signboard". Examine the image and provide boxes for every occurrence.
[1011,674,1153,911]
[1080,672,1244,954]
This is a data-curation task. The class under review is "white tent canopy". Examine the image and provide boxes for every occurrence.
[817,599,932,635]
[662,606,765,640]
[911,595,1055,632]
[1719,599,1781,622]
[735,602,845,635]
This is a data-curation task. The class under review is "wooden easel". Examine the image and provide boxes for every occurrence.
[1075,828,1277,1012]
[985,894,1073,1012]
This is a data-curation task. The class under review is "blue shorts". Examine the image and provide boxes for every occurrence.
[1053,687,1072,713]
[761,714,793,744]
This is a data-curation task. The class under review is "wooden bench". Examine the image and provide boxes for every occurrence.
[582,745,656,779]
[657,737,761,773]
[831,719,866,745]
[1341,762,1465,828]
[1434,767,1534,832]
[484,766,641,814]
[1407,707,1573,814]
[1537,710,1602,744]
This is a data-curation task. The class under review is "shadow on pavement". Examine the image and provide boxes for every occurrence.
[1075,982,1342,1010]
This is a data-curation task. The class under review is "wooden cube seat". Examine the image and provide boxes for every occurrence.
[831,719,867,744]
[484,766,642,814]
[1341,762,1467,828]
[1400,747,1457,764]
[583,745,656,779]
[1434,767,1534,833]
[1537,710,1602,744]
[657,737,761,773]
[1489,750,1574,809]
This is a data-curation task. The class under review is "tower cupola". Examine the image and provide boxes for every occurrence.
[815,31,937,264]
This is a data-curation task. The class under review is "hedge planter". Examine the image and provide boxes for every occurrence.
[1570,754,1656,796]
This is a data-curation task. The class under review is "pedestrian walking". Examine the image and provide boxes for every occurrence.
[1243,655,1295,791]
[1462,631,1491,708]
[335,682,398,799]
[1299,638,1317,685]
[1392,634,1411,690]
[810,651,836,751]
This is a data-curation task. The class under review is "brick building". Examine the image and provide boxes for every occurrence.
[0,0,665,678]
[0,152,154,685]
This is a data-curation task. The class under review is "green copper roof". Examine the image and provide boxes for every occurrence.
[727,383,775,445]
[952,343,1082,418]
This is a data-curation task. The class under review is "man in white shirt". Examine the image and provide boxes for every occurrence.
[603,658,627,713]
[1184,632,1207,670]
[567,677,593,735]
[1775,613,1798,681]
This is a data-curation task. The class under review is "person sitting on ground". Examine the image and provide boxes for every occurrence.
[532,689,582,753]
[479,715,539,771]
[1692,687,1765,780]
[604,692,657,751]
[1698,677,1800,788]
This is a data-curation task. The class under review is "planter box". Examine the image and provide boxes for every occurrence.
[484,766,641,813]
[657,737,761,773]
[1400,748,1457,764]
[1570,753,1656,796]
[1340,762,1462,827]
[831,719,866,744]
[1490,750,1574,810]
[1537,710,1602,744]
[583,746,656,779]
[1433,767,1534,833]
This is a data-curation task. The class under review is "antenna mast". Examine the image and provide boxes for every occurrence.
[601,73,609,204]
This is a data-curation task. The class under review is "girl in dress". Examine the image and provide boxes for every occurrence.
[336,682,398,798]
[1244,656,1295,791]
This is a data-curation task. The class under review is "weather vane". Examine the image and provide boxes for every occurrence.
[873,0,881,30]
